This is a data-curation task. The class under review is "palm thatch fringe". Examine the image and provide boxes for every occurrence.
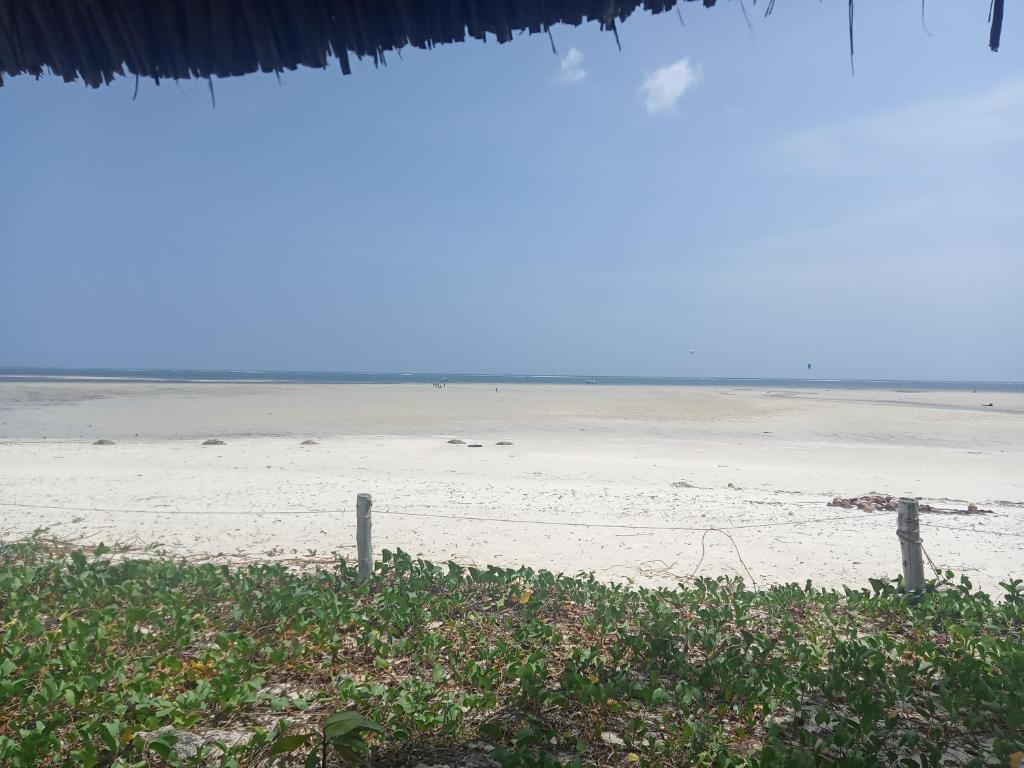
[0,0,1008,89]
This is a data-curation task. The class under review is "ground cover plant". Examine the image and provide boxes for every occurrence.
[0,536,1021,767]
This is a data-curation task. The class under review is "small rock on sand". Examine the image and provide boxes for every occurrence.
[447,439,466,444]
[300,439,318,445]
[671,480,695,488]
[468,444,483,448]
[495,441,513,446]
[93,439,115,446]
[202,439,226,446]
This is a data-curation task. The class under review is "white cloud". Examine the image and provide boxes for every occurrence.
[557,48,586,85]
[778,78,1024,177]
[641,59,702,114]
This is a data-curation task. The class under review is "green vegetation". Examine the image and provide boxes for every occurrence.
[1,536,1021,767]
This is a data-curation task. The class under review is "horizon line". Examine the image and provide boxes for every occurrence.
[0,366,1021,386]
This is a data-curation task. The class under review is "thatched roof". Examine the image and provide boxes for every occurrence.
[0,0,1007,89]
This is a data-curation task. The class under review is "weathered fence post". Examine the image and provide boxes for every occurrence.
[897,497,924,594]
[356,493,373,581]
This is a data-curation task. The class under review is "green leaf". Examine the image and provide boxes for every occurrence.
[331,742,364,763]
[81,746,98,768]
[149,733,177,760]
[269,733,312,755]
[99,722,120,751]
[323,710,384,741]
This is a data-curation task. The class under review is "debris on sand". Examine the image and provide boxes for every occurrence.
[671,480,695,489]
[829,494,993,515]
[468,444,483,448]
[300,439,318,445]
[829,493,894,512]
[202,439,226,446]
[447,439,466,445]
[92,439,115,446]
[496,441,513,446]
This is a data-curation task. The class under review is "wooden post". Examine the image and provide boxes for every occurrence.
[356,493,373,581]
[897,497,924,594]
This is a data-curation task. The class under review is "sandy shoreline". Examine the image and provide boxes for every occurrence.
[1,382,1022,594]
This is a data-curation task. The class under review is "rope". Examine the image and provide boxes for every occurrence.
[370,507,894,533]
[6,499,1018,591]
[607,530,760,589]
[920,521,1024,539]
[689,528,758,590]
[0,500,894,532]
[920,543,943,580]
[6,499,1022,539]
[899,526,944,580]
[896,528,944,584]
[0,501,325,516]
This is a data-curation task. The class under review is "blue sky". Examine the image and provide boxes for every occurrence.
[1,2,1021,380]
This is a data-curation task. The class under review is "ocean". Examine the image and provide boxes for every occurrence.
[0,368,1020,392]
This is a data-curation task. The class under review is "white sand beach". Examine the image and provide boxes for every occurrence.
[1,381,1021,594]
